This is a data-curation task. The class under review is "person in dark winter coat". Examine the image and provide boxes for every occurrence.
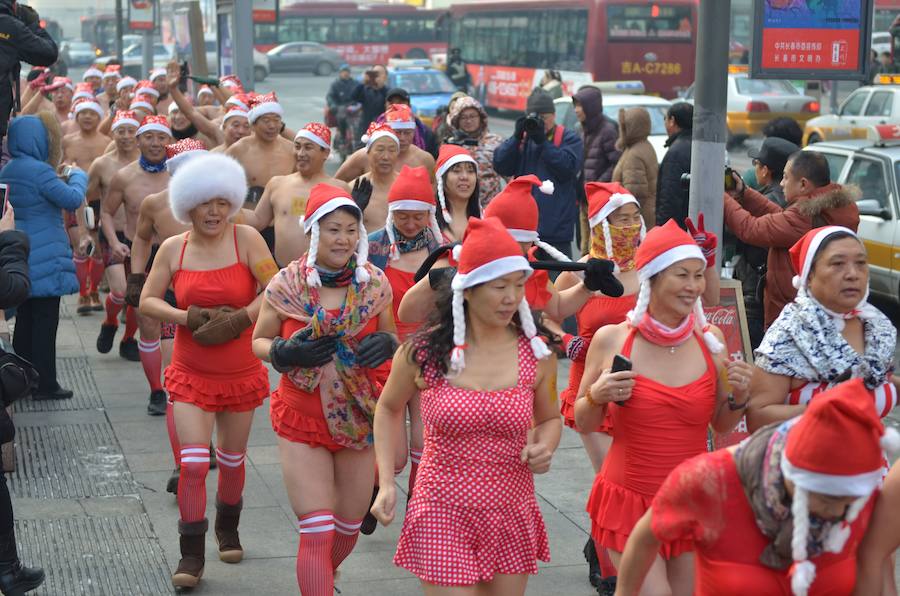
[353,64,388,142]
[326,65,362,145]
[0,0,58,141]
[655,102,693,227]
[493,89,583,256]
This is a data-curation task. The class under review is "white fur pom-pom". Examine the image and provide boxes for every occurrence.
[539,179,554,195]
[306,267,322,288]
[881,427,900,455]
[792,275,802,289]
[355,265,370,284]
[530,335,552,360]
[361,134,370,143]
[449,346,465,376]
[790,560,816,596]
[451,244,462,262]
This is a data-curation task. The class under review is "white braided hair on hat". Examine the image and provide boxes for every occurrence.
[532,240,571,263]
[601,216,647,262]
[304,209,370,288]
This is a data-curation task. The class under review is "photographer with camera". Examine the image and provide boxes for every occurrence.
[444,96,503,207]
[0,0,58,145]
[493,89,583,258]
[353,64,388,143]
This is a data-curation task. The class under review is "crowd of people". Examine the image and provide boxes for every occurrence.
[0,13,896,594]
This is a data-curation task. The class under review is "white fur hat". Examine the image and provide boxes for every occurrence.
[168,153,247,224]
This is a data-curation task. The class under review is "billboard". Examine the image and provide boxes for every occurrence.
[751,0,874,80]
[128,0,157,31]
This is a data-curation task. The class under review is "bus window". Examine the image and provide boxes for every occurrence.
[255,23,277,46]
[607,4,693,41]
[280,18,306,44]
[542,9,586,70]
[307,17,333,43]
[334,18,360,43]
[361,18,390,43]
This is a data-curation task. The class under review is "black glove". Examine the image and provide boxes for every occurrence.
[527,125,546,145]
[583,258,624,297]
[352,177,373,213]
[356,332,398,368]
[269,329,338,372]
[428,267,455,291]
[514,116,527,141]
[413,242,459,282]
[16,4,39,28]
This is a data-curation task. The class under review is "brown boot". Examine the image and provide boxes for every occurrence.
[172,519,207,588]
[214,499,243,563]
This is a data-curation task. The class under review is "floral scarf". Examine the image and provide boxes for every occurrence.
[367,226,440,271]
[590,222,641,272]
[755,291,895,390]
[265,255,392,449]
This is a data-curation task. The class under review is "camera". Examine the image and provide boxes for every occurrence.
[446,131,477,147]
[680,168,737,192]
[523,112,543,135]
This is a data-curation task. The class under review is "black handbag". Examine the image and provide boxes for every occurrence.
[0,338,38,407]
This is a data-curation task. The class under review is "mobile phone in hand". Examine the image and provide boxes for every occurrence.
[0,184,8,218]
[611,354,632,405]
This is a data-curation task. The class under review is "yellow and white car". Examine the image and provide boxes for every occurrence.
[805,126,900,302]
[803,80,900,145]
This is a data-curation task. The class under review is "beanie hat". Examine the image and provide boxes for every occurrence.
[102,64,122,81]
[222,106,249,127]
[72,99,104,119]
[294,122,331,150]
[82,67,103,81]
[586,182,646,260]
[168,153,247,224]
[781,378,900,596]
[483,175,569,262]
[448,216,551,376]
[134,80,159,99]
[137,115,171,137]
[165,138,208,174]
[526,89,555,114]
[72,83,95,102]
[626,219,723,353]
[434,144,477,222]
[385,165,442,260]
[248,92,284,124]
[116,76,137,92]
[362,121,399,149]
[384,103,416,130]
[302,184,369,287]
[111,110,140,132]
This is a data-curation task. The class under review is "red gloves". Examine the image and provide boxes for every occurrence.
[685,214,717,269]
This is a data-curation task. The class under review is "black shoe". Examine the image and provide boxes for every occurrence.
[166,467,179,495]
[0,530,44,596]
[584,537,602,588]
[360,486,379,536]
[33,386,73,401]
[96,323,117,354]
[119,338,140,362]
[209,443,217,470]
[147,390,167,416]
[597,577,616,596]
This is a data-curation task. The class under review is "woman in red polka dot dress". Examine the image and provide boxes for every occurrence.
[371,216,562,594]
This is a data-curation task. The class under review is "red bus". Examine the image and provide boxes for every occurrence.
[875,0,900,32]
[253,2,448,66]
[449,0,698,110]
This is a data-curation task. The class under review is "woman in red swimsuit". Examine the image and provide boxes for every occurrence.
[371,216,561,595]
[615,379,894,596]
[140,153,275,589]
[252,183,396,595]
[574,219,753,595]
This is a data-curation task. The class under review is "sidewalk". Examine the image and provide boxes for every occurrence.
[9,296,599,595]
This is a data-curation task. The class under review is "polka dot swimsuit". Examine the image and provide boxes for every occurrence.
[393,334,550,586]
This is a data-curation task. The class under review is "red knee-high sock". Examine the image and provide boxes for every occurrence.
[408,448,422,496]
[89,257,105,293]
[599,545,616,578]
[123,306,138,341]
[74,256,90,297]
[138,339,163,391]
[214,448,245,506]
[332,516,361,571]
[178,444,210,522]
[104,292,124,326]
[166,399,180,467]
[297,511,335,596]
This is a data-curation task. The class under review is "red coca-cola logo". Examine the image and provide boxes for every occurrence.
[704,306,736,327]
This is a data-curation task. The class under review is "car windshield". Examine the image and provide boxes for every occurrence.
[735,78,798,96]
[391,72,455,95]
[603,104,669,135]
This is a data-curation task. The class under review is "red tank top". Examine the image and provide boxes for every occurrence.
[384,265,420,341]
[564,293,637,395]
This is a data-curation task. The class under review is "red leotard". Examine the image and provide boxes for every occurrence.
[384,265,421,341]
[586,328,717,559]
[165,227,269,412]
[525,247,552,311]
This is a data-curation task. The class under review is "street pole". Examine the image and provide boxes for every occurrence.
[142,30,153,78]
[233,1,254,91]
[687,0,731,271]
[115,0,124,63]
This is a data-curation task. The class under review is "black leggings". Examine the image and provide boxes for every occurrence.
[0,474,11,535]
[13,296,61,393]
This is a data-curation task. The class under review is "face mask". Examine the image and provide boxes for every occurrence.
[590,222,642,272]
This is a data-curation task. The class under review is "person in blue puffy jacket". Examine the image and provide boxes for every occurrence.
[0,111,87,400]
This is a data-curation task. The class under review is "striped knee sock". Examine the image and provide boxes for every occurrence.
[74,256,90,297]
[332,516,362,571]
[138,339,163,392]
[408,448,422,496]
[178,444,210,522]
[297,510,335,596]
[215,448,246,506]
[123,306,138,341]
[104,292,124,326]
[166,399,180,467]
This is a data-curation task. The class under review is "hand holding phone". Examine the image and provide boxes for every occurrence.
[0,184,12,233]
[588,354,637,407]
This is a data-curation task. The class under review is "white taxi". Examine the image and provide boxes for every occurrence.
[805,125,900,302]
[803,78,900,145]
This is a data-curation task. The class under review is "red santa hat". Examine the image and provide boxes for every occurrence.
[483,175,568,262]
[168,153,247,224]
[45,76,74,92]
[149,68,167,82]
[294,122,331,150]
[586,181,646,259]
[72,98,104,119]
[197,85,213,98]
[137,114,172,137]
[134,80,159,99]
[82,66,103,81]
[301,184,369,287]
[165,138,208,175]
[72,82,95,102]
[225,92,250,110]
[248,92,284,124]
[448,216,551,376]
[781,378,900,596]
[221,106,249,127]
[434,144,478,223]
[384,165,442,260]
[384,103,416,130]
[116,76,137,92]
[220,74,243,89]
[129,98,155,115]
[361,121,399,149]
[102,64,122,81]
[627,219,722,353]
[111,110,140,132]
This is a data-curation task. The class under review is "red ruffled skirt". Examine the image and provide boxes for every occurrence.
[269,379,343,452]
[559,361,612,433]
[165,362,268,413]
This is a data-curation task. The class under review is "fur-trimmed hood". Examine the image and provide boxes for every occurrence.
[616,107,651,151]
[790,183,860,217]
[7,113,62,167]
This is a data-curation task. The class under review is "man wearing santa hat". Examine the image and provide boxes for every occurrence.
[95,64,122,107]
[82,65,103,92]
[61,99,110,171]
[346,122,400,232]
[241,122,350,266]
[149,67,173,114]
[163,61,225,150]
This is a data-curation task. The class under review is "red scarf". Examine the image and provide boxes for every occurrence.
[633,311,696,347]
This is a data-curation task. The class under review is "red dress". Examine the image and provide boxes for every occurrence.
[586,328,717,559]
[166,228,269,412]
[559,293,637,430]
[384,265,420,341]
[652,449,874,595]
[394,335,550,585]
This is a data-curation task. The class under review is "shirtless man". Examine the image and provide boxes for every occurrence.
[82,65,103,93]
[98,115,172,362]
[164,62,221,149]
[243,123,350,266]
[211,107,250,154]
[226,92,295,251]
[335,103,435,182]
[353,123,400,231]
[25,77,78,134]
[149,68,174,115]
[96,65,122,107]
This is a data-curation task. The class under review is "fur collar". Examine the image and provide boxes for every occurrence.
[790,183,859,217]
[36,111,62,168]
